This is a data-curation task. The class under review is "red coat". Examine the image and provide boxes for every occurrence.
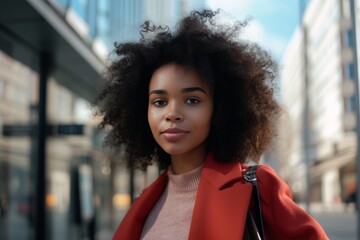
[113,153,329,240]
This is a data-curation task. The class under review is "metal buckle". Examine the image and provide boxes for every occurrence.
[244,166,258,183]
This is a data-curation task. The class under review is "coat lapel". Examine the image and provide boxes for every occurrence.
[188,153,253,239]
[113,153,253,240]
[113,171,168,240]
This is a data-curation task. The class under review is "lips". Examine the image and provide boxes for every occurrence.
[161,128,189,141]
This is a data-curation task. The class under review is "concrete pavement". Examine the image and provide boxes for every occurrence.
[312,211,357,240]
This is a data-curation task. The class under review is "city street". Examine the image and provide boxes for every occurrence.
[312,212,357,240]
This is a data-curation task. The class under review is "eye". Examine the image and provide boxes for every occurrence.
[185,97,200,105]
[153,99,167,107]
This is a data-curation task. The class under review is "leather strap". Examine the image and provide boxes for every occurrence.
[244,165,266,240]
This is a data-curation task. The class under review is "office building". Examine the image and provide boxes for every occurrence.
[0,1,207,239]
[279,0,357,211]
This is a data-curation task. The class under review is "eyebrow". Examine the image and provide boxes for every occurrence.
[182,87,207,94]
[149,87,207,96]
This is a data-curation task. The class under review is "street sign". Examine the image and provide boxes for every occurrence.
[2,124,34,136]
[2,124,85,136]
[54,124,84,135]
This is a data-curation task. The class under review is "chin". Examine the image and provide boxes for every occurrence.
[163,149,182,156]
[162,146,187,156]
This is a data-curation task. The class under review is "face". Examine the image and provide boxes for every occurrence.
[148,63,213,158]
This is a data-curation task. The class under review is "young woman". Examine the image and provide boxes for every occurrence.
[95,10,328,240]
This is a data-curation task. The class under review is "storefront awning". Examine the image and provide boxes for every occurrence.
[0,0,104,102]
[311,148,356,179]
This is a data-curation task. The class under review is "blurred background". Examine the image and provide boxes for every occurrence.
[0,0,358,239]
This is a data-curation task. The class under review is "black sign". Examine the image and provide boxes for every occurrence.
[2,125,34,136]
[2,124,85,136]
[54,124,84,135]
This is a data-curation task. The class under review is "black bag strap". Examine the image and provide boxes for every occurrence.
[244,165,266,240]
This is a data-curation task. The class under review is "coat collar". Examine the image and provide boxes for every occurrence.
[188,153,252,239]
[201,152,245,189]
[113,153,252,240]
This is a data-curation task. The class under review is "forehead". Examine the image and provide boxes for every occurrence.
[149,63,210,90]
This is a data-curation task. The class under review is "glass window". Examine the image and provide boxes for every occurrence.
[96,0,110,45]
[345,63,355,80]
[347,95,357,112]
[87,0,98,38]
[70,0,88,21]
[0,50,38,240]
[345,29,354,47]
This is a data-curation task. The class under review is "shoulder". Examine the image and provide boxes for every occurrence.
[257,164,279,177]
[242,164,285,187]
[256,164,289,190]
[246,164,293,205]
[252,165,329,239]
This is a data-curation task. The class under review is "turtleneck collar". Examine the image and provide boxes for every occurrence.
[167,164,203,193]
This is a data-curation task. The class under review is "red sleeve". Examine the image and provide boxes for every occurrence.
[257,165,329,240]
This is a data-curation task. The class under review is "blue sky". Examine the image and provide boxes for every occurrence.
[206,0,301,61]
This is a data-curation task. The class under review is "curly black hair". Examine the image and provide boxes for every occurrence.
[94,9,281,170]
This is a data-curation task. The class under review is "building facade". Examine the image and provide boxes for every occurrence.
[0,0,206,239]
[279,0,357,211]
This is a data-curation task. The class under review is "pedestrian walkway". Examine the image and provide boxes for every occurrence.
[312,212,356,240]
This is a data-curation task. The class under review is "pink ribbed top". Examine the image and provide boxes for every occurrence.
[140,164,203,240]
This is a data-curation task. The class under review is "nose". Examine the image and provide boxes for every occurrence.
[165,103,183,122]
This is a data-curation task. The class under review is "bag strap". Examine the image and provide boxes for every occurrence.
[244,165,266,240]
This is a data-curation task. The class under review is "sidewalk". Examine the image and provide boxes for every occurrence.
[312,211,357,240]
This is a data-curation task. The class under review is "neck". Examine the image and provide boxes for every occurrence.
[170,145,207,174]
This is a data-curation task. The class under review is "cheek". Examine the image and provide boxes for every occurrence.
[202,117,212,133]
[193,108,213,132]
[148,110,154,130]
[202,105,213,127]
[148,108,160,132]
